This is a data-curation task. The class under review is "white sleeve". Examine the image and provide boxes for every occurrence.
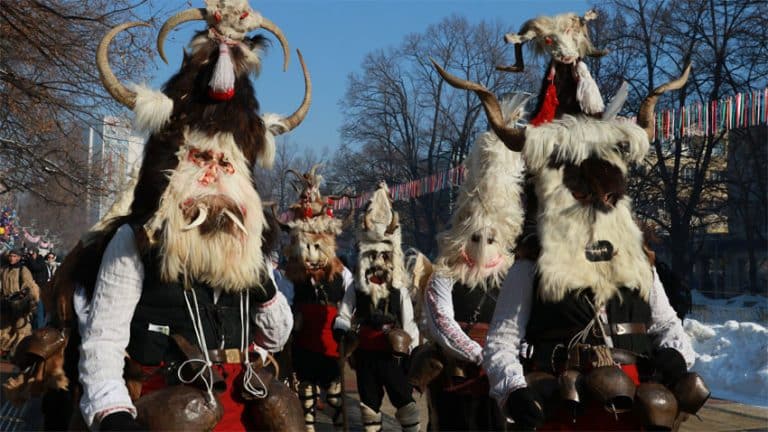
[647,267,696,368]
[78,224,143,427]
[483,260,535,407]
[424,274,482,364]
[252,277,293,352]
[399,287,419,351]
[333,267,356,331]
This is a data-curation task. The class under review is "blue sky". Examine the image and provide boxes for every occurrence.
[144,0,589,154]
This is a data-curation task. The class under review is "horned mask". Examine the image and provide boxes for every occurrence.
[433,95,528,290]
[434,53,691,304]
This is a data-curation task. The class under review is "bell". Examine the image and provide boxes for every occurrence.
[558,369,582,410]
[672,372,711,415]
[525,371,558,403]
[387,328,412,357]
[635,382,678,430]
[135,385,223,431]
[583,366,636,414]
[248,378,305,431]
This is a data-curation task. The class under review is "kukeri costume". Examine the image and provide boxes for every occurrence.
[419,95,527,431]
[13,1,312,430]
[435,10,709,431]
[278,165,354,431]
[334,183,420,432]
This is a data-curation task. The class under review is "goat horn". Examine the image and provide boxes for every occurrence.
[587,47,610,58]
[97,22,148,109]
[385,212,399,235]
[431,58,526,152]
[258,16,290,72]
[637,62,692,141]
[309,163,323,177]
[157,8,206,65]
[223,209,248,236]
[269,49,312,136]
[286,169,307,184]
[182,205,208,231]
[496,43,525,73]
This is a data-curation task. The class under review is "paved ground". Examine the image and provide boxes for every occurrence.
[2,362,766,431]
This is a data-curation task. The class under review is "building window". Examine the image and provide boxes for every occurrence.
[682,166,695,181]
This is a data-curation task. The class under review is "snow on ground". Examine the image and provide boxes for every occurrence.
[685,318,768,407]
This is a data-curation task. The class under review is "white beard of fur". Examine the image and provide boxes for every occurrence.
[435,130,525,290]
[131,84,173,134]
[145,129,267,292]
[527,118,654,305]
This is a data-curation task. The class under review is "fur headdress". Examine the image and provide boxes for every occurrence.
[433,94,529,289]
[356,182,404,305]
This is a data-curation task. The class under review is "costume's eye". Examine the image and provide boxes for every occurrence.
[381,252,391,261]
[487,237,495,245]
[544,36,553,45]
[471,233,481,243]
[240,11,249,20]
[314,244,320,250]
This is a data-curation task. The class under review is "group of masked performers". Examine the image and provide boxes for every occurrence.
[1,1,709,431]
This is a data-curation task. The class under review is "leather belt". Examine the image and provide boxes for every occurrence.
[206,348,248,364]
[610,322,647,336]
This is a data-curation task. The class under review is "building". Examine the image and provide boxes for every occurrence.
[86,116,145,226]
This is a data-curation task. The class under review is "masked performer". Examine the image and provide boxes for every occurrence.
[279,165,354,431]
[433,11,708,430]
[332,183,420,432]
[32,1,312,430]
[418,95,527,431]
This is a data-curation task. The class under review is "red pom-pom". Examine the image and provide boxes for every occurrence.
[530,80,559,126]
[303,206,313,219]
[326,208,334,217]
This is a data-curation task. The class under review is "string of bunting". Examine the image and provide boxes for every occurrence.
[315,88,767,213]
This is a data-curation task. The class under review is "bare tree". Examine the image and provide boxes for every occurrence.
[0,0,156,204]
[594,0,768,290]
[333,15,540,255]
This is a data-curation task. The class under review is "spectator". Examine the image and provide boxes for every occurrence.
[25,249,48,329]
[270,250,294,306]
[0,249,40,356]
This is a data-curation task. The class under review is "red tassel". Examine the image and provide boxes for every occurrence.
[303,205,313,219]
[530,80,559,126]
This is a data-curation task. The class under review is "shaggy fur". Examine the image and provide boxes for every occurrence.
[434,98,527,290]
[145,129,268,292]
[524,116,653,304]
[506,11,599,63]
[356,184,405,306]
[132,85,174,133]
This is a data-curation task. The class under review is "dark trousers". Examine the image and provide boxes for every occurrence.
[292,346,340,388]
[354,349,414,411]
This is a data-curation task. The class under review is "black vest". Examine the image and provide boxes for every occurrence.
[127,254,276,365]
[451,281,499,324]
[355,288,402,330]
[525,283,652,373]
[292,275,346,306]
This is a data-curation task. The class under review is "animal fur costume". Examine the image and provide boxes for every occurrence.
[432,12,707,430]
[36,1,311,430]
[419,95,527,431]
[276,165,354,431]
[334,183,421,432]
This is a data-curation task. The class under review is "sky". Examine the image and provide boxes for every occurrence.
[141,0,590,155]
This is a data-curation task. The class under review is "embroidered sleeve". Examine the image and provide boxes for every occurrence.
[78,224,143,427]
[484,260,536,407]
[648,267,696,368]
[252,288,293,352]
[424,274,482,364]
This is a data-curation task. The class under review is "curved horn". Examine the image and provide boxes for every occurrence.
[286,169,308,184]
[309,163,323,178]
[637,63,692,141]
[385,212,400,235]
[258,16,290,72]
[269,49,312,136]
[496,43,525,73]
[431,59,526,152]
[223,209,248,236]
[587,47,610,58]
[182,206,208,231]
[157,8,206,65]
[97,22,149,109]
